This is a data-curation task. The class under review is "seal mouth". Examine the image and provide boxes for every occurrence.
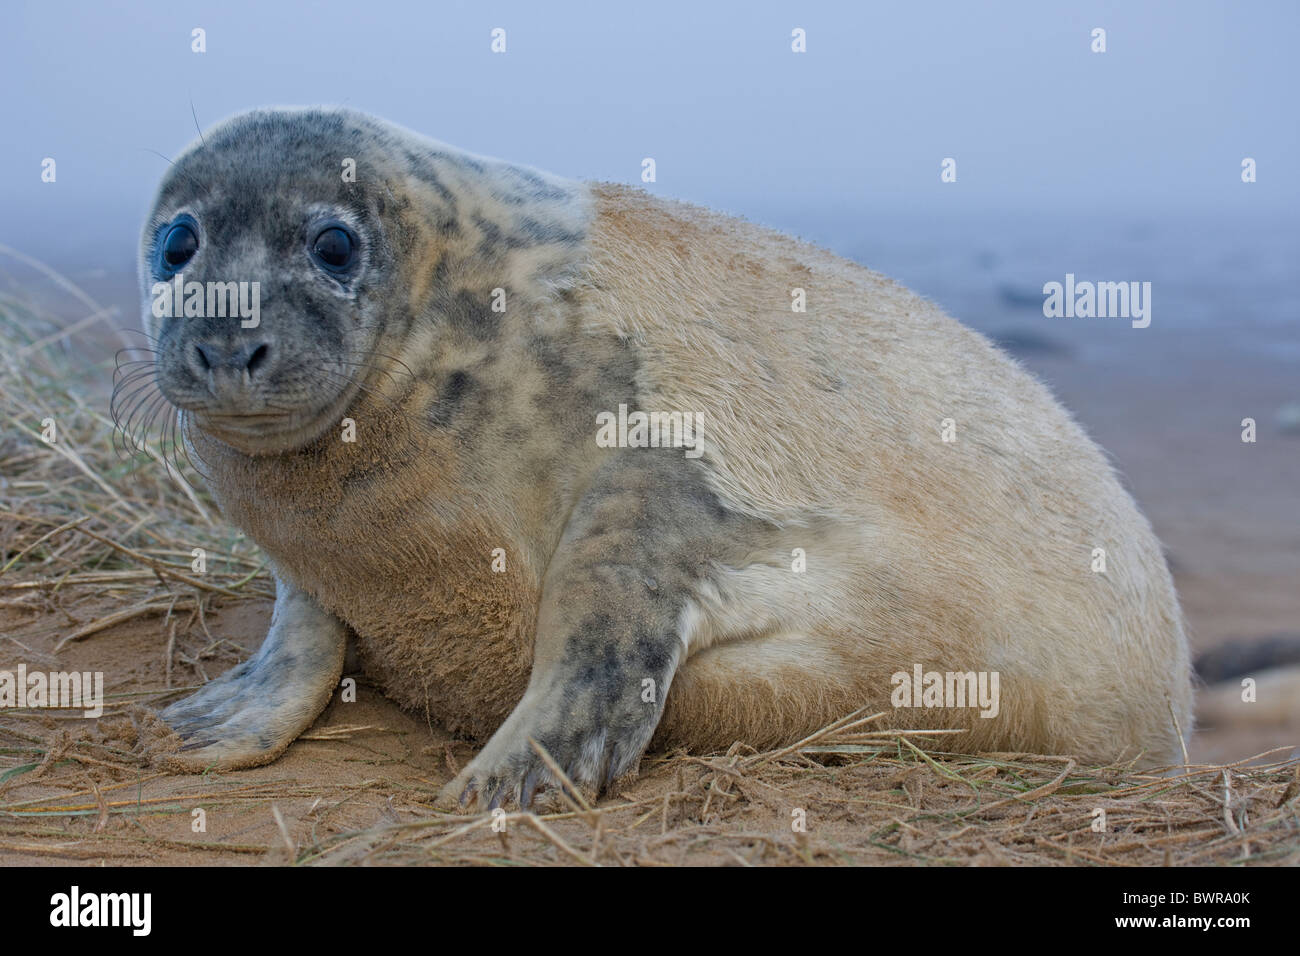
[201,411,294,424]
[195,409,317,438]
[188,383,360,455]
[196,411,300,436]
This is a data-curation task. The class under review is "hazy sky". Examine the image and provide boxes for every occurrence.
[2,0,1296,264]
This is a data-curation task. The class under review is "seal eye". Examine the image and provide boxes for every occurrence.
[161,222,199,269]
[312,226,354,272]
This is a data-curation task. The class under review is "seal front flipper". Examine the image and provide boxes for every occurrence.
[435,451,743,812]
[154,576,347,772]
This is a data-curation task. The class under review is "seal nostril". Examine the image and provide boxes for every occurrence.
[246,343,270,376]
[195,343,214,371]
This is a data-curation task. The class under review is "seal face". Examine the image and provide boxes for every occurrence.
[137,107,1192,809]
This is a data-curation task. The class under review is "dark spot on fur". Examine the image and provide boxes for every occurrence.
[472,215,530,256]
[437,151,485,174]
[518,217,584,246]
[634,633,674,674]
[528,334,572,384]
[403,148,457,207]
[446,289,501,342]
[570,612,615,652]
[513,168,571,201]
[473,214,584,256]
[429,370,475,427]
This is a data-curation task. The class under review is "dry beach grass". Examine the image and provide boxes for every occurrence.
[1,268,1298,867]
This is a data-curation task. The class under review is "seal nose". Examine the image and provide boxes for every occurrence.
[193,341,272,378]
[190,340,274,402]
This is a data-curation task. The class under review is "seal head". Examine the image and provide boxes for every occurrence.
[139,108,583,457]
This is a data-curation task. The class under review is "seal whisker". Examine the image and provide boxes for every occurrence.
[119,327,163,346]
[110,368,160,405]
[189,96,205,148]
[162,406,202,485]
[110,363,156,386]
[110,372,157,401]
[139,148,212,200]
[172,412,213,483]
[339,347,419,382]
[122,391,169,457]
[336,354,418,391]
[113,381,166,450]
[112,360,157,378]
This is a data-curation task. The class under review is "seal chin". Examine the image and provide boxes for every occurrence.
[194,412,329,455]
[190,388,356,456]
